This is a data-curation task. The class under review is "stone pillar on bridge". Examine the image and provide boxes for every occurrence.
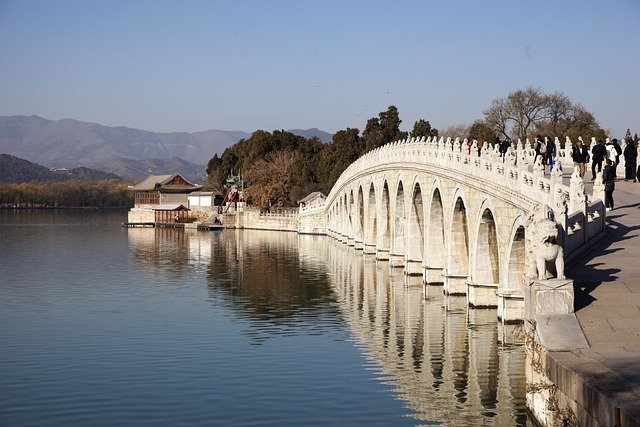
[423,265,445,286]
[375,247,390,261]
[444,272,468,296]
[404,259,422,276]
[389,252,405,268]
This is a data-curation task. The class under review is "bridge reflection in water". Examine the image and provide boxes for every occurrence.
[304,234,527,425]
[127,228,528,424]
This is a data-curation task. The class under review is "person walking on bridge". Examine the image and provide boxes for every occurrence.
[591,139,606,181]
[623,138,638,182]
[603,158,616,211]
[572,139,589,178]
[544,136,556,168]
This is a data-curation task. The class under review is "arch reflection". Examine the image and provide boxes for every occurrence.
[322,238,527,425]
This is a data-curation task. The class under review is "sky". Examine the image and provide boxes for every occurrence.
[1,0,639,138]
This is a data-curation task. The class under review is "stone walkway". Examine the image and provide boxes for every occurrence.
[561,176,640,424]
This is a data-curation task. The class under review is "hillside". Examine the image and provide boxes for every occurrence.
[0,115,333,169]
[287,128,332,143]
[0,153,121,183]
[90,156,206,182]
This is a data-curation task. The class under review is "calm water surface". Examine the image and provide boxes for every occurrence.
[0,210,527,425]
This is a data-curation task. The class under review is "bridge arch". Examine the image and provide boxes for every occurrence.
[445,189,471,295]
[357,185,364,246]
[391,179,406,265]
[424,182,446,284]
[406,179,425,272]
[378,179,392,259]
[364,182,377,253]
[504,215,527,293]
[473,202,500,286]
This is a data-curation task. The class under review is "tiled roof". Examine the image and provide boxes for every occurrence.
[152,204,190,211]
[129,173,201,191]
[298,191,326,204]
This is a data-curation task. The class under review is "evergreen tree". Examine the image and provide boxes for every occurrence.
[410,119,439,139]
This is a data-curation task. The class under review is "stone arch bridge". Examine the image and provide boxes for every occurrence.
[301,136,607,321]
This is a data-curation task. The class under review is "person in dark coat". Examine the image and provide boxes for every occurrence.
[603,158,615,211]
[611,138,623,177]
[499,138,511,162]
[571,139,589,178]
[545,137,556,167]
[623,139,638,182]
[591,139,606,180]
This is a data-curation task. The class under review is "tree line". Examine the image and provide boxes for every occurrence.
[206,106,439,208]
[0,180,133,208]
[206,87,618,209]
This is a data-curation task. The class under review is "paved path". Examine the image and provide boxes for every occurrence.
[563,176,640,423]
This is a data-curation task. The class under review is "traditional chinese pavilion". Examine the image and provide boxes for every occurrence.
[127,173,203,224]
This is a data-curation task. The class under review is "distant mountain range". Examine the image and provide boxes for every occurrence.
[0,153,121,183]
[0,116,333,178]
[90,156,207,182]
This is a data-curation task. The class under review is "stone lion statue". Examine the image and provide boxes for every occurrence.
[527,218,565,280]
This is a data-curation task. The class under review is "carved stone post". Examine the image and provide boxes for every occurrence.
[569,167,588,215]
[592,171,605,202]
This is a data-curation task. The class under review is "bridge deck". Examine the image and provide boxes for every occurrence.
[562,175,640,422]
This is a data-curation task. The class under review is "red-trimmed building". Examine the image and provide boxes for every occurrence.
[127,173,203,224]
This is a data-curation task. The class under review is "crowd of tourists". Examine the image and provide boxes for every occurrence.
[462,134,639,213]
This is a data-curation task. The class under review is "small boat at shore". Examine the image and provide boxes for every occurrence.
[197,222,225,231]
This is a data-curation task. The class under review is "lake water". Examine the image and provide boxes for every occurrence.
[0,210,527,426]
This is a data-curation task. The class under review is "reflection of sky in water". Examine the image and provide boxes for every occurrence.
[1,211,527,426]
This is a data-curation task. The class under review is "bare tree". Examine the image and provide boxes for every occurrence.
[508,87,550,141]
[243,150,296,208]
[484,96,511,140]
[483,87,602,141]
[440,123,471,139]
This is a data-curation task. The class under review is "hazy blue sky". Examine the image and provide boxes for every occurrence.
[1,0,639,137]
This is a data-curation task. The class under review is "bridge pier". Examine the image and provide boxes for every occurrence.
[423,266,445,285]
[389,253,404,268]
[444,273,467,295]
[496,289,525,323]
[467,282,499,308]
[404,259,422,276]
[375,248,390,261]
[362,243,376,255]
[444,294,467,312]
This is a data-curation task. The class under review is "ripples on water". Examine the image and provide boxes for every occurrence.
[0,210,527,426]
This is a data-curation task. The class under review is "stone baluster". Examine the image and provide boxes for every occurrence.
[480,140,489,157]
[518,148,528,171]
[569,167,588,215]
[533,156,545,178]
[453,137,461,152]
[550,159,563,184]
[592,171,605,202]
